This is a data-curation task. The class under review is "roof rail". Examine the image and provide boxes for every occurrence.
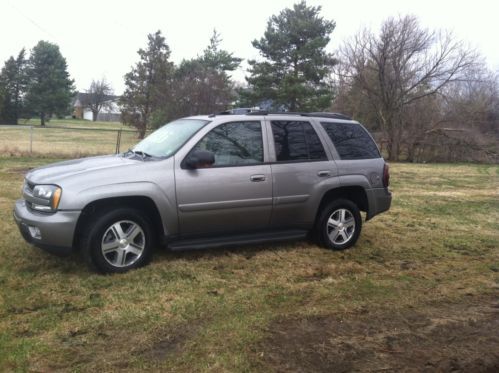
[302,112,352,120]
[208,110,232,117]
[246,111,352,120]
[209,108,255,117]
[209,110,352,120]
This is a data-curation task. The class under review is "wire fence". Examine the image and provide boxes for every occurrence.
[0,125,146,157]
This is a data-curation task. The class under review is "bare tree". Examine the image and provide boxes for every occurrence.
[336,15,479,160]
[83,78,114,122]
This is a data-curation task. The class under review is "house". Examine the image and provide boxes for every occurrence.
[72,92,122,122]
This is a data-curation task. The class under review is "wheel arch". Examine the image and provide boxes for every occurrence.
[315,186,369,224]
[73,196,164,249]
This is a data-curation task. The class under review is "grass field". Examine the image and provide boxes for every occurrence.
[0,159,498,372]
[1,119,142,157]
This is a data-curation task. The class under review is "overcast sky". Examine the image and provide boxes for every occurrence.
[2,0,498,94]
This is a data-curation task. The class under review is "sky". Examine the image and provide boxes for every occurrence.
[2,0,498,94]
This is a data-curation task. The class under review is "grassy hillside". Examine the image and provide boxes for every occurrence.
[0,160,497,371]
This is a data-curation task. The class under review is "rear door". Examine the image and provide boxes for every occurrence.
[267,118,338,228]
[175,120,272,236]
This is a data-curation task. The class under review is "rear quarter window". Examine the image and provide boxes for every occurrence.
[321,121,380,160]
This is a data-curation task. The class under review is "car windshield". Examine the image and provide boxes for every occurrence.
[132,119,209,158]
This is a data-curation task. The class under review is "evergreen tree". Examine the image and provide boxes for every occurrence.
[201,30,242,73]
[245,1,336,111]
[0,84,5,119]
[25,41,74,126]
[0,49,27,124]
[168,30,242,119]
[120,31,174,138]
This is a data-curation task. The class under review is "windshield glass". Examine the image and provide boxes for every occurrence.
[132,119,209,158]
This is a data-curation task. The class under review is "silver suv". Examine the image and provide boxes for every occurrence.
[13,112,391,273]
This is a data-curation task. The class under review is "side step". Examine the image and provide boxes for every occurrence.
[168,229,308,251]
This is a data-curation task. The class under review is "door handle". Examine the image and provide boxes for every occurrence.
[250,174,266,182]
[317,170,331,177]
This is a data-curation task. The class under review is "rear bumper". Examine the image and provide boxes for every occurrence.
[366,188,392,220]
[13,199,80,256]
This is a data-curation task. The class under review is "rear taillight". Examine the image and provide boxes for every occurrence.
[383,163,390,187]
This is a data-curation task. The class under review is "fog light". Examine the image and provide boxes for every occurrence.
[28,226,41,239]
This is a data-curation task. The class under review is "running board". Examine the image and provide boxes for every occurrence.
[167,229,308,251]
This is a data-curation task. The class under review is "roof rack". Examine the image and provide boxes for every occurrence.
[208,110,352,120]
[208,110,231,117]
[245,111,352,120]
[305,112,352,120]
[208,108,255,117]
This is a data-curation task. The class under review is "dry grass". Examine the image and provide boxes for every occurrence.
[1,120,141,157]
[0,159,497,372]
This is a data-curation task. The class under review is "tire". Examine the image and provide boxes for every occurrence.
[81,208,155,274]
[315,199,362,250]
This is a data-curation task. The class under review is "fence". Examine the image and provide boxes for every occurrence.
[0,125,146,157]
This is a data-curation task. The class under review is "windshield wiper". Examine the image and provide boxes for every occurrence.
[125,149,153,160]
[134,150,153,158]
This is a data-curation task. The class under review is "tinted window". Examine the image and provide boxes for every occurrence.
[271,121,327,162]
[192,121,263,166]
[321,122,380,160]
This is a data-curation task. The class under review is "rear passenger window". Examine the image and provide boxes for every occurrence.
[321,122,380,160]
[271,121,327,162]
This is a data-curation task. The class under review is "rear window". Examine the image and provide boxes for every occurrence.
[321,122,380,160]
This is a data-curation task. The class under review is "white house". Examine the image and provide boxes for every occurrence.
[73,92,122,122]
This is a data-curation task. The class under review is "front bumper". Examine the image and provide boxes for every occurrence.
[13,199,81,256]
[366,188,392,220]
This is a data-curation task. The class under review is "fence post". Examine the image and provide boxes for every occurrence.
[115,129,122,154]
[29,126,33,155]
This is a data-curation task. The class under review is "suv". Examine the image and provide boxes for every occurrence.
[13,112,391,273]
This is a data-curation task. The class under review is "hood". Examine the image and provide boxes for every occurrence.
[26,154,141,185]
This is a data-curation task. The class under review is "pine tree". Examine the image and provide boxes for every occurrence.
[167,30,242,119]
[25,41,74,126]
[201,30,242,73]
[245,1,336,111]
[0,49,28,124]
[120,31,174,138]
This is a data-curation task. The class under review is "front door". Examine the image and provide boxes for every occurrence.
[175,120,272,236]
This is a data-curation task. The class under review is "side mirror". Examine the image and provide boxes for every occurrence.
[185,150,215,169]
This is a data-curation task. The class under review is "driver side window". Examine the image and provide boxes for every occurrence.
[192,121,264,167]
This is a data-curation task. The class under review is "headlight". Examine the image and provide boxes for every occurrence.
[34,185,55,199]
[32,185,62,212]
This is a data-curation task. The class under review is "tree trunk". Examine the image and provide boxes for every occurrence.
[406,142,417,163]
[92,110,98,121]
[40,112,45,126]
[138,121,146,139]
[14,99,18,125]
[387,137,400,161]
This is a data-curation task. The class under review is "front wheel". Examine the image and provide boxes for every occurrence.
[81,208,155,273]
[316,199,362,250]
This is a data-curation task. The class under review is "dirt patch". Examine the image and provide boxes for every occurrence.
[137,320,204,362]
[260,295,499,372]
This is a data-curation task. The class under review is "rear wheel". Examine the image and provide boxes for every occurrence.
[316,199,362,250]
[81,208,154,273]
